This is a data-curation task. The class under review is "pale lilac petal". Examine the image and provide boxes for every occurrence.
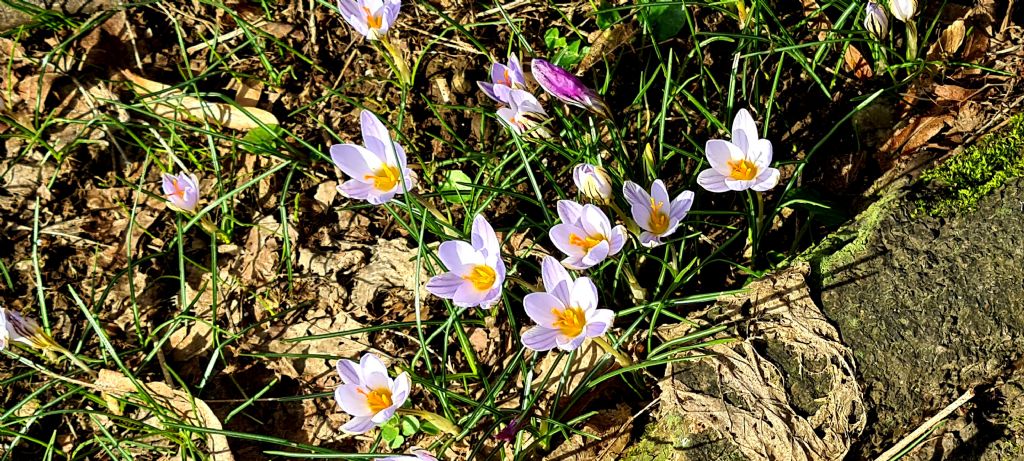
[522,326,560,351]
[452,282,488,308]
[490,63,511,86]
[496,107,521,134]
[578,240,609,268]
[477,286,503,309]
[372,405,397,423]
[579,205,612,237]
[750,168,781,191]
[587,309,615,337]
[472,215,501,259]
[561,255,588,271]
[571,277,599,311]
[381,1,401,32]
[549,223,587,258]
[510,89,547,116]
[556,200,584,225]
[364,189,396,205]
[341,415,378,434]
[607,226,626,255]
[650,180,670,208]
[360,110,394,162]
[508,55,524,86]
[437,240,481,271]
[731,109,759,154]
[697,169,731,193]
[360,354,389,382]
[391,372,411,408]
[639,232,662,247]
[541,256,571,293]
[622,181,650,208]
[477,81,500,102]
[336,359,361,385]
[670,191,695,222]
[628,199,653,234]
[337,1,371,38]
[337,179,376,201]
[705,139,742,176]
[331,143,383,180]
[750,139,774,169]
[524,292,562,327]
[557,334,587,351]
[724,178,755,191]
[425,272,465,299]
[335,385,373,417]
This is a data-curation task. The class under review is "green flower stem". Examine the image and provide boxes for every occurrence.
[378,36,412,88]
[593,336,633,368]
[607,201,640,236]
[621,264,647,302]
[197,215,229,243]
[396,408,461,435]
[905,21,918,60]
[56,347,97,378]
[508,276,539,293]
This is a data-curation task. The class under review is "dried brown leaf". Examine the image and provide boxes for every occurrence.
[122,70,278,130]
[941,20,967,55]
[879,114,952,157]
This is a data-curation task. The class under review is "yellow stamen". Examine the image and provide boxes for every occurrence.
[358,387,394,414]
[363,164,400,191]
[568,233,606,252]
[463,264,496,291]
[551,306,587,337]
[727,159,758,181]
[648,198,670,234]
[363,6,383,29]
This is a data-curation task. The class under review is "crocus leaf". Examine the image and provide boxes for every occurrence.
[421,420,441,435]
[647,4,685,41]
[439,169,473,204]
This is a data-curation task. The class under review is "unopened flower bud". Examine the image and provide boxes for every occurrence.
[864,2,889,40]
[888,0,917,23]
[572,164,613,203]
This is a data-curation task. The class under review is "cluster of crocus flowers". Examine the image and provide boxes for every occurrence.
[425,215,506,309]
[521,256,614,352]
[549,200,626,269]
[334,352,411,434]
[623,180,694,247]
[531,59,612,120]
[697,109,780,194]
[477,55,526,105]
[161,171,200,213]
[331,110,417,205]
[477,55,548,137]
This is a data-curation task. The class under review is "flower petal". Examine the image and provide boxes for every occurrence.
[341,415,378,434]
[731,109,759,154]
[437,240,481,271]
[650,180,670,207]
[750,138,773,169]
[336,358,361,384]
[337,180,376,202]
[472,215,500,256]
[571,277,599,311]
[330,143,383,180]
[556,334,587,351]
[639,231,662,247]
[360,353,388,381]
[587,309,615,337]
[556,200,584,225]
[522,326,560,352]
[549,223,587,258]
[622,181,649,209]
[670,191,695,222]
[524,292,563,327]
[579,204,612,237]
[425,272,464,299]
[391,371,411,408]
[541,256,571,294]
[607,226,626,255]
[705,139,743,175]
[579,240,609,268]
[697,168,731,193]
[750,168,781,191]
[335,385,373,417]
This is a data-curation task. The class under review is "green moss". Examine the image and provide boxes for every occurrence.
[917,114,1024,217]
[622,413,746,461]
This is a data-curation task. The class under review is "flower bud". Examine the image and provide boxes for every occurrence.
[530,59,612,119]
[864,2,889,40]
[161,171,201,213]
[572,164,613,203]
[888,0,917,23]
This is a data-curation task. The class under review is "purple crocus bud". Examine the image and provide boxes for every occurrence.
[864,2,889,40]
[623,180,694,248]
[696,109,780,193]
[425,215,506,309]
[161,171,200,213]
[495,417,524,442]
[375,449,438,461]
[477,55,526,104]
[496,89,549,137]
[548,200,626,270]
[330,110,417,205]
[530,59,612,119]
[337,0,401,41]
[572,163,613,203]
[521,256,615,352]
[334,353,411,434]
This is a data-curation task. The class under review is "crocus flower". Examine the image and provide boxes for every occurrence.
[335,352,411,434]
[425,215,506,309]
[496,89,549,137]
[549,200,626,270]
[495,417,525,442]
[0,308,55,351]
[530,59,612,119]
[478,55,526,104]
[337,0,401,40]
[864,2,889,40]
[522,256,614,352]
[331,110,417,205]
[161,171,200,213]
[696,109,780,193]
[888,0,917,22]
[623,180,694,247]
[572,164,613,203]
[376,448,437,461]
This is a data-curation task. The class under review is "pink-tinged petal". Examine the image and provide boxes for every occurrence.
[524,292,563,326]
[549,223,587,258]
[522,326,560,351]
[360,110,394,162]
[437,240,480,271]
[607,226,626,255]
[705,139,743,175]
[731,109,759,154]
[697,169,731,193]
[391,371,411,407]
[670,191,695,222]
[360,354,388,380]
[556,334,587,351]
[341,415,378,434]
[579,240,609,268]
[331,143,383,179]
[335,385,373,417]
[541,256,571,293]
[587,309,615,336]
[750,168,781,191]
[425,272,464,299]
[639,232,662,248]
[622,181,650,208]
[338,179,376,201]
[336,359,362,385]
[472,215,501,261]
[750,139,773,169]
[579,205,612,237]
[571,277,599,311]
[650,180,670,207]
[556,200,584,225]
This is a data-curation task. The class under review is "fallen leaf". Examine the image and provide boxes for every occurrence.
[122,70,278,130]
[843,45,873,79]
[544,404,633,460]
[933,84,974,102]
[879,114,952,159]
[940,20,966,56]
